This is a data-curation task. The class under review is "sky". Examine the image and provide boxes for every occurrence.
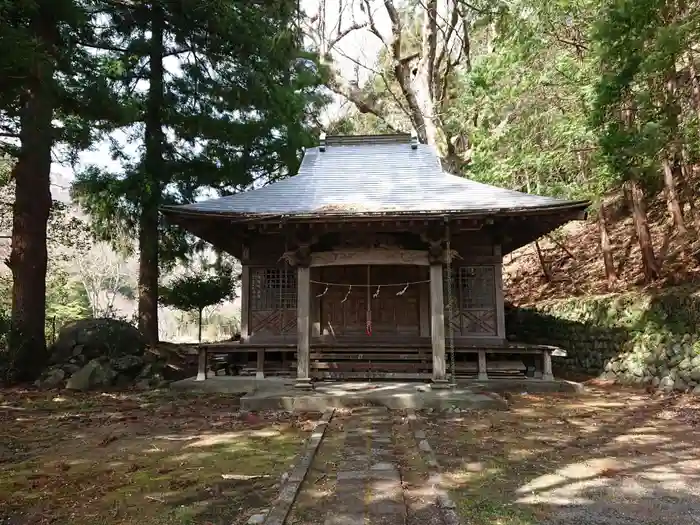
[51,0,389,185]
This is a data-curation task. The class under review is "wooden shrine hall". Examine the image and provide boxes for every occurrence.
[161,133,589,388]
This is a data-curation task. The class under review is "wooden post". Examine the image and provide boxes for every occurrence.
[256,348,264,379]
[543,350,554,381]
[196,346,207,381]
[419,281,430,337]
[430,263,448,386]
[477,350,488,381]
[295,265,312,389]
[494,245,506,342]
[311,267,321,337]
[240,265,250,341]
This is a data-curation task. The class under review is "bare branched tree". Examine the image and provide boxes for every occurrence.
[77,242,135,318]
[304,0,479,169]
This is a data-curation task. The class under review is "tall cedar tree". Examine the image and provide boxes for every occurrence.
[0,0,117,379]
[72,0,328,344]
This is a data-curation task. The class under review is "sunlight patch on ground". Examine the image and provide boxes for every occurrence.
[423,388,700,525]
[0,389,313,525]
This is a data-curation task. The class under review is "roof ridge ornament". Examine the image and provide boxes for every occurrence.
[319,132,326,152]
[410,129,418,149]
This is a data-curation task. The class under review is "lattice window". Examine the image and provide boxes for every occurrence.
[458,266,495,310]
[444,265,498,335]
[250,267,297,310]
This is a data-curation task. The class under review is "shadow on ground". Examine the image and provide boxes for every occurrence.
[0,388,318,525]
[423,385,700,524]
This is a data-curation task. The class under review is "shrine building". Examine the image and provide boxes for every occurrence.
[161,133,589,388]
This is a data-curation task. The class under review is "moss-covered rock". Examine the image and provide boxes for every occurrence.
[49,318,146,364]
[35,318,167,391]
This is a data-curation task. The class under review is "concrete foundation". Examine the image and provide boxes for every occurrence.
[170,376,583,412]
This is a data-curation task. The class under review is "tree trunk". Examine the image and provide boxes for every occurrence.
[534,241,551,282]
[681,146,700,234]
[598,202,617,284]
[661,157,687,235]
[660,61,687,235]
[7,9,56,381]
[138,2,165,345]
[412,0,442,149]
[626,180,660,282]
[198,308,203,343]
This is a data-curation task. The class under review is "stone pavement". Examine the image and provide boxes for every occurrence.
[327,407,406,525]
[266,406,452,525]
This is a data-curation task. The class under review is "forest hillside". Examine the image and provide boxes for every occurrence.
[504,186,700,305]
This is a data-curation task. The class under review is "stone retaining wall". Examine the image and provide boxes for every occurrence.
[505,291,700,393]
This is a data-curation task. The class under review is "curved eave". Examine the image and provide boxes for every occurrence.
[161,200,590,259]
[160,200,590,223]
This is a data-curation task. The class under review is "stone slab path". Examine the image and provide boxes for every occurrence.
[283,406,449,525]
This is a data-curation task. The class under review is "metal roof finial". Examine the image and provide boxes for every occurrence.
[319,132,327,152]
[410,129,418,149]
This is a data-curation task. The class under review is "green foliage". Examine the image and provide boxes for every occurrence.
[447,0,603,200]
[159,266,236,315]
[521,288,700,337]
[45,270,92,333]
[0,269,90,383]
[589,0,689,185]
[0,269,90,340]
[71,0,329,264]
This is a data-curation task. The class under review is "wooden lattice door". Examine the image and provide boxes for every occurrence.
[249,267,297,340]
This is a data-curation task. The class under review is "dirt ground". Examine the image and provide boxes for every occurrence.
[0,388,317,525]
[422,383,700,525]
[4,385,700,525]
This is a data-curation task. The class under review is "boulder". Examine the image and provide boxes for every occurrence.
[66,359,115,391]
[111,354,144,373]
[627,362,644,377]
[690,367,700,383]
[659,376,675,391]
[35,368,66,389]
[50,318,146,364]
[679,357,693,370]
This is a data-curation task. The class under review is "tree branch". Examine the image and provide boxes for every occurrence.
[399,52,420,64]
[362,0,389,48]
[327,74,399,131]
[332,46,411,119]
[328,22,368,49]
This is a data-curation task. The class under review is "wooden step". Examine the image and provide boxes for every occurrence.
[311,362,430,371]
[453,360,526,372]
[311,371,431,380]
[310,352,430,360]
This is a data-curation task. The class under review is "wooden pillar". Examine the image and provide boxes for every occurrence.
[295,265,312,389]
[196,346,207,381]
[256,348,264,379]
[430,263,448,386]
[311,267,321,338]
[543,350,554,381]
[494,246,506,341]
[477,350,488,381]
[419,281,430,337]
[240,266,250,341]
